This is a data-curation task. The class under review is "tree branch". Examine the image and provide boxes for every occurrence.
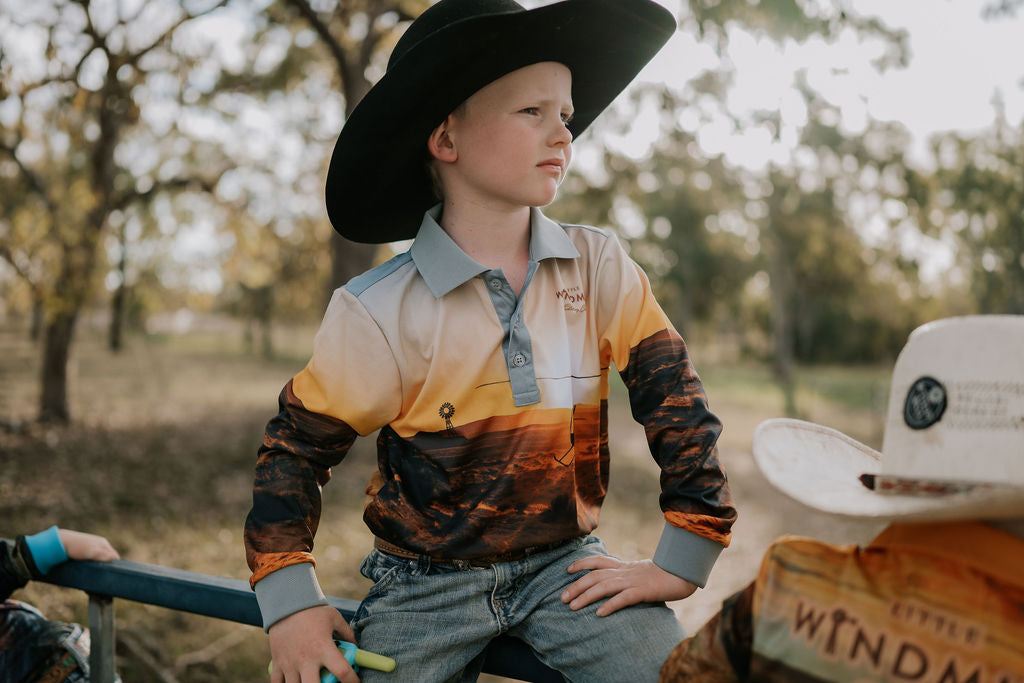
[0,141,58,216]
[69,0,109,55]
[111,171,225,211]
[0,244,41,291]
[172,628,249,675]
[125,0,229,66]
[283,0,350,75]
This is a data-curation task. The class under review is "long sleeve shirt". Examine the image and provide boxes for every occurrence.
[660,521,1024,682]
[244,206,736,628]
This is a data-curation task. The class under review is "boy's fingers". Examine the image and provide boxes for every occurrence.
[565,574,626,610]
[299,662,323,683]
[321,648,360,683]
[594,593,629,617]
[332,615,356,644]
[561,568,602,601]
[95,540,120,561]
[566,555,620,574]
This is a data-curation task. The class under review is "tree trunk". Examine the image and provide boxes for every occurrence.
[1010,209,1024,314]
[671,280,694,339]
[255,285,274,360]
[766,178,798,417]
[261,317,274,360]
[243,319,254,355]
[30,292,44,342]
[330,235,377,292]
[109,227,128,352]
[326,23,377,298]
[768,244,797,418]
[39,309,77,423]
[109,282,125,352]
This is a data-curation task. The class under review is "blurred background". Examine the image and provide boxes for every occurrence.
[1,0,1021,680]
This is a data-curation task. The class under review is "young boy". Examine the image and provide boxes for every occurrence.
[244,1,736,681]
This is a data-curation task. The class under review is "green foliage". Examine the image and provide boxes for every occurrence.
[930,118,1024,314]
[684,0,908,68]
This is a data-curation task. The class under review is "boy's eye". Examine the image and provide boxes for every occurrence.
[521,107,539,115]
[561,112,574,125]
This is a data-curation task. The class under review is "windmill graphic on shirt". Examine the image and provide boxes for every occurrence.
[439,402,456,436]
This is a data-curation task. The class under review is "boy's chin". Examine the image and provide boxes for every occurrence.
[532,188,561,208]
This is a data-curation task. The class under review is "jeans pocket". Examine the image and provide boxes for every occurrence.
[359,550,405,598]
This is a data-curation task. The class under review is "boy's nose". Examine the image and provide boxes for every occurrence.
[551,120,573,146]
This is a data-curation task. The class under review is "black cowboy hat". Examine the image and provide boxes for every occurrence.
[324,0,676,244]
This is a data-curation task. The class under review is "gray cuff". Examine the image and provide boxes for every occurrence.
[652,521,725,588]
[253,562,328,631]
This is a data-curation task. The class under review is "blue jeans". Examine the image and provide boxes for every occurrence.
[350,536,685,682]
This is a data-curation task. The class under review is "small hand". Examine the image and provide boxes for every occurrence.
[561,556,697,617]
[268,605,359,683]
[57,530,119,562]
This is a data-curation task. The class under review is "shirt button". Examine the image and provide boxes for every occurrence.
[512,353,527,368]
[489,279,503,291]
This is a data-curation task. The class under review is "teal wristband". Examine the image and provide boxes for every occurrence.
[24,526,68,575]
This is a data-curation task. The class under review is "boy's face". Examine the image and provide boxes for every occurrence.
[433,61,574,211]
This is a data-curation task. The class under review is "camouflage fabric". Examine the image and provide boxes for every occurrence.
[0,600,95,683]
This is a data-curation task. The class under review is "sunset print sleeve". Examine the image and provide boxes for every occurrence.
[243,287,401,628]
[594,233,736,586]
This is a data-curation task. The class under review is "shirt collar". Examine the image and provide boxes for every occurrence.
[411,205,580,298]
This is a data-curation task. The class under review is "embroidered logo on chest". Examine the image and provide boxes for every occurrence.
[555,286,586,313]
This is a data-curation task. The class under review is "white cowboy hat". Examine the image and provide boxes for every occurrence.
[752,315,1024,521]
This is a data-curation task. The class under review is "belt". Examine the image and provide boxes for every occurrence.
[373,536,576,568]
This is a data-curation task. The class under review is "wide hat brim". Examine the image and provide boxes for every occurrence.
[325,0,676,244]
[752,418,1024,521]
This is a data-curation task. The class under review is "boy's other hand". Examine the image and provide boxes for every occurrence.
[57,529,119,562]
[268,605,358,683]
[561,557,697,617]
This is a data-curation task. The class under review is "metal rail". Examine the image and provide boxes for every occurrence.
[29,555,562,682]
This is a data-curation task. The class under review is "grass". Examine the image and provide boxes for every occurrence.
[0,319,889,681]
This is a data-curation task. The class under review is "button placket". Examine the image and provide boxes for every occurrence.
[482,266,540,406]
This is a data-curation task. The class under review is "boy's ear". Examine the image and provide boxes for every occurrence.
[427,116,458,163]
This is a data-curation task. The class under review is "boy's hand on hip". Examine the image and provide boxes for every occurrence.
[561,557,697,617]
[268,605,358,683]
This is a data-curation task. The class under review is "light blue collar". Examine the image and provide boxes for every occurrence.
[411,205,580,298]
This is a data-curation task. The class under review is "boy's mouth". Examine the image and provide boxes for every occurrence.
[537,159,564,176]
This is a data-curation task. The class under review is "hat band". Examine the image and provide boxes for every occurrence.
[859,473,1023,497]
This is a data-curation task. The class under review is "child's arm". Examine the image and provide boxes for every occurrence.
[587,233,737,610]
[245,289,400,680]
[2,527,118,600]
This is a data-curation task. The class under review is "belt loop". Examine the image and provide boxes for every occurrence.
[417,553,431,573]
